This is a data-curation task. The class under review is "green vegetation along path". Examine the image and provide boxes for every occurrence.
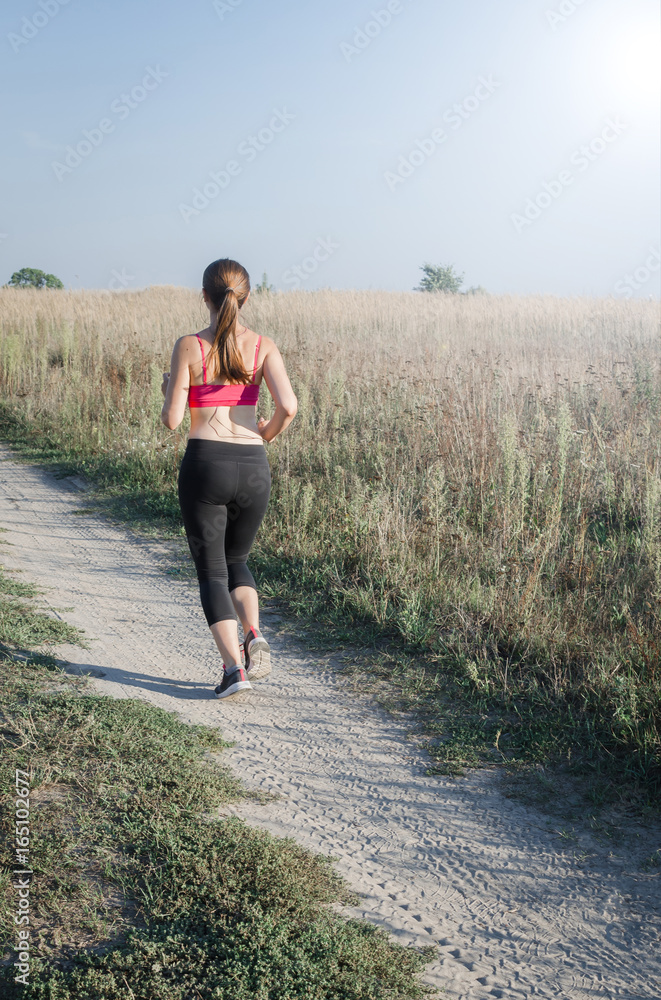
[0,444,659,1000]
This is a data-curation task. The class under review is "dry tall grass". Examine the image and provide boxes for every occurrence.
[1,287,660,784]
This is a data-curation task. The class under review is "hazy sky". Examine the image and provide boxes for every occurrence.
[2,0,659,297]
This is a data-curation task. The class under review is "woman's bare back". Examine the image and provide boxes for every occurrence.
[188,324,265,444]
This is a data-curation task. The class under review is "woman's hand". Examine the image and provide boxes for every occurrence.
[258,342,297,441]
[161,372,170,397]
[257,417,270,440]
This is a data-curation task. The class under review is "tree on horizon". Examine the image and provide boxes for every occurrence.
[416,263,464,294]
[254,272,275,294]
[6,268,64,289]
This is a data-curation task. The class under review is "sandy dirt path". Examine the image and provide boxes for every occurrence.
[0,445,659,999]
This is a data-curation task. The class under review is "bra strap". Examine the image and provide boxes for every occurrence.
[195,334,207,385]
[252,335,262,383]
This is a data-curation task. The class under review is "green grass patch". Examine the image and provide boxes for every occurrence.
[0,566,82,650]
[1,401,660,802]
[0,570,39,599]
[0,566,432,999]
[0,408,182,537]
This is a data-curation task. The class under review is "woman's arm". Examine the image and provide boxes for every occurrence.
[258,339,297,443]
[161,337,191,430]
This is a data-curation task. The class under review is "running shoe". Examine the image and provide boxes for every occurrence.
[214,664,251,700]
[243,627,271,681]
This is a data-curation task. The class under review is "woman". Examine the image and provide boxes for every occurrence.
[161,259,297,699]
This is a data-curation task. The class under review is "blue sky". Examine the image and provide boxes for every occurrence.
[1,0,659,296]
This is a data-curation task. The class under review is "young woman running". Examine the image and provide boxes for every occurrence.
[160,259,297,699]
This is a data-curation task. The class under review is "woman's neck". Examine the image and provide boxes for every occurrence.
[207,314,246,337]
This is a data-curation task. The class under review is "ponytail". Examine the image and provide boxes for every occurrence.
[202,259,252,383]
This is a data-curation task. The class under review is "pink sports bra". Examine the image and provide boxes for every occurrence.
[188,332,261,408]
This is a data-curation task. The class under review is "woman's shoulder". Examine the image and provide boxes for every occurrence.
[173,330,208,353]
[242,328,276,349]
[240,327,277,354]
[173,329,206,344]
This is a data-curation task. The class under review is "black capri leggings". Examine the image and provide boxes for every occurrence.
[177,439,271,627]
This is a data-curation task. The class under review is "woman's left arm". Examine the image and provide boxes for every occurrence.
[161,337,191,430]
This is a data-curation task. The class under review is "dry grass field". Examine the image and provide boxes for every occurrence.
[0,286,659,792]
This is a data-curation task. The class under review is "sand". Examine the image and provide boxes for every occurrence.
[0,444,659,999]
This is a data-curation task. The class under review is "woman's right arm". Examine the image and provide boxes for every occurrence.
[258,339,297,443]
[161,337,191,430]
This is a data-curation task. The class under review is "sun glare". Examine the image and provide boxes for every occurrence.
[608,23,661,105]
